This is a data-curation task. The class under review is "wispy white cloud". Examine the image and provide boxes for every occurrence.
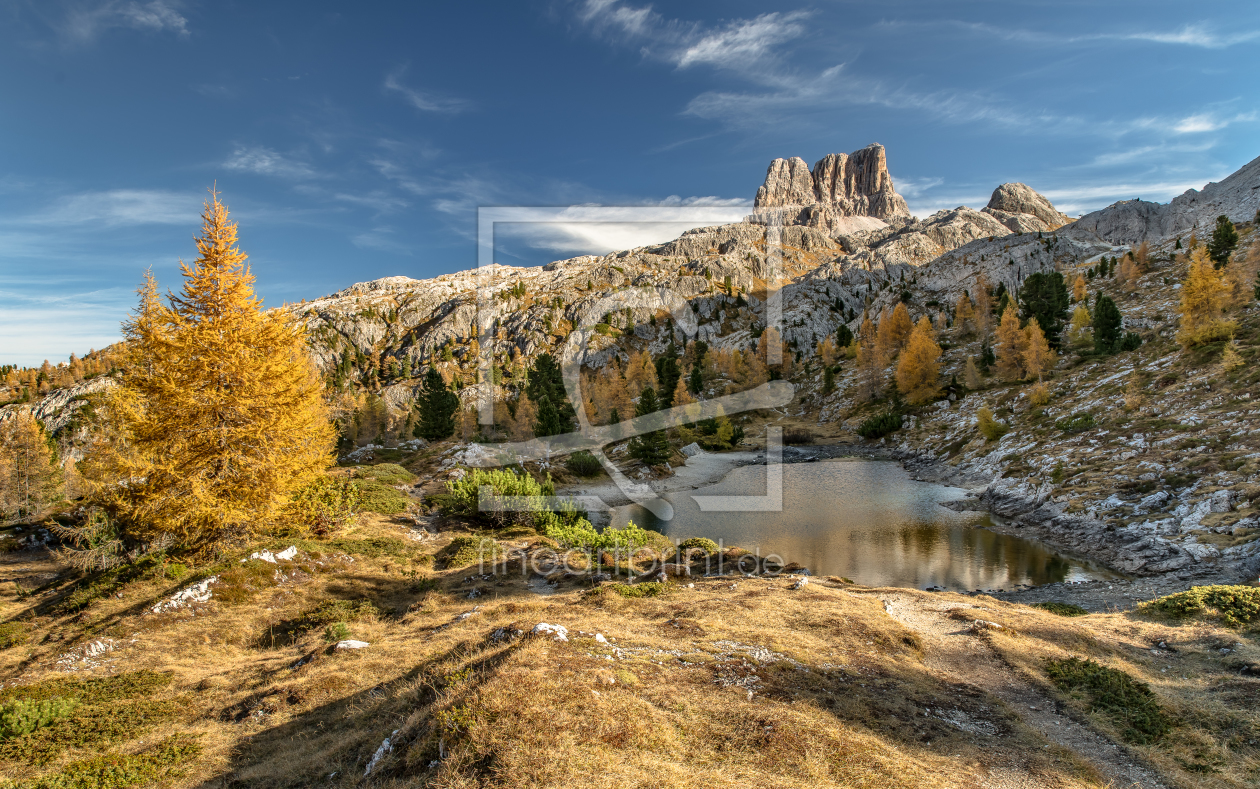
[351,226,413,255]
[223,146,317,179]
[675,11,809,69]
[22,189,202,226]
[333,191,410,214]
[1173,111,1256,134]
[63,0,189,42]
[889,175,943,199]
[575,1,810,75]
[886,20,1260,50]
[383,65,470,114]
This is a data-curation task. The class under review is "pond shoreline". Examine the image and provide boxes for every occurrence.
[560,440,1245,612]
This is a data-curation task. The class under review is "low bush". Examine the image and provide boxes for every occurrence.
[18,733,201,789]
[1139,585,1260,628]
[0,621,28,650]
[440,536,502,569]
[353,479,410,515]
[564,451,603,477]
[0,698,77,740]
[857,412,902,439]
[611,581,666,598]
[355,463,417,485]
[678,537,719,556]
[1033,601,1089,617]
[1055,413,1096,433]
[1044,657,1170,744]
[443,468,552,528]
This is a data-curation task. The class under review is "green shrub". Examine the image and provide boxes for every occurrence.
[443,468,550,527]
[0,698,77,740]
[440,536,502,569]
[19,733,201,789]
[0,621,29,650]
[352,479,409,515]
[0,699,180,765]
[356,463,417,485]
[1044,657,1171,743]
[611,581,666,598]
[857,412,902,439]
[564,451,603,477]
[678,537,719,556]
[1033,601,1089,617]
[1055,413,1096,433]
[323,622,350,643]
[1139,585,1260,628]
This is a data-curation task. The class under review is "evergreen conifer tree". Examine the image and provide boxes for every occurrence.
[534,395,563,438]
[1018,271,1070,347]
[688,363,703,395]
[1208,214,1239,269]
[1092,293,1123,354]
[415,366,459,440]
[525,353,576,434]
[628,387,670,465]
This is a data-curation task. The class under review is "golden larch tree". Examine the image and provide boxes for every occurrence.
[0,413,64,521]
[973,274,993,337]
[87,192,334,552]
[895,316,942,404]
[1072,275,1087,303]
[1021,317,1055,381]
[888,302,914,350]
[994,303,1027,380]
[1067,304,1092,348]
[1177,245,1236,348]
[963,356,982,390]
[954,294,975,336]
[816,336,837,367]
[855,315,885,401]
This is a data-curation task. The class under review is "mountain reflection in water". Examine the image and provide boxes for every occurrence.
[607,459,1115,590]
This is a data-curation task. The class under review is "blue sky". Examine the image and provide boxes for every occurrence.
[2,0,1258,365]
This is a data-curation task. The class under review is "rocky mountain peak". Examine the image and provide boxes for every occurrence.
[752,143,910,223]
[984,183,1071,232]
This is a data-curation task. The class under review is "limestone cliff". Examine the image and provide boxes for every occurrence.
[750,144,911,233]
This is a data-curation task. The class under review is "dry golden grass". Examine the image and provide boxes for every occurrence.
[1,513,1257,788]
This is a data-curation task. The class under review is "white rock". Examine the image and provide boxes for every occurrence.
[250,550,278,564]
[276,545,299,561]
[532,622,568,642]
[335,640,370,650]
[364,729,399,777]
[151,576,218,614]
[594,633,608,643]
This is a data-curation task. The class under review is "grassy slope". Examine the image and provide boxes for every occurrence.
[1,509,1257,789]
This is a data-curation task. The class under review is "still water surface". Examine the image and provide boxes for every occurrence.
[608,459,1115,590]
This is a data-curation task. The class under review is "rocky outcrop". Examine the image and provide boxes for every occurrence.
[751,144,911,232]
[982,183,1071,233]
[1064,153,1260,244]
